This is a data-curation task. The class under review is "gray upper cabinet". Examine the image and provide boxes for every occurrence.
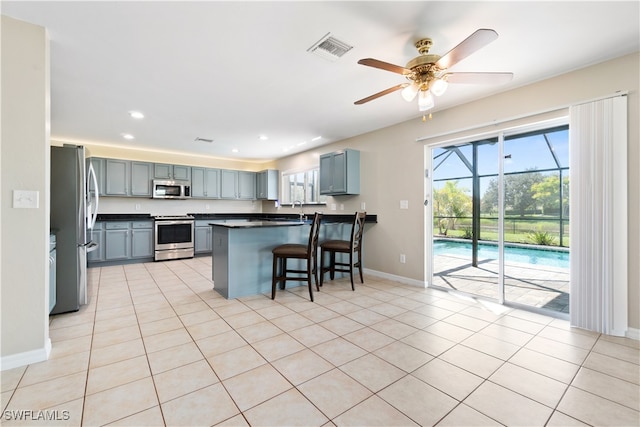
[154,163,191,181]
[319,149,360,195]
[221,170,256,200]
[256,169,279,200]
[191,167,221,199]
[104,159,152,197]
[130,161,152,197]
[238,171,256,200]
[105,159,130,196]
[89,157,105,196]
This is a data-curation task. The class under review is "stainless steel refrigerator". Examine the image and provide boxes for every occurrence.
[50,145,99,314]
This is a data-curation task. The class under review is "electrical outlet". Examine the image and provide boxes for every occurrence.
[361,202,366,210]
[330,204,337,211]
[135,203,141,211]
[205,204,210,210]
[339,204,344,211]
[400,254,406,263]
[400,200,409,209]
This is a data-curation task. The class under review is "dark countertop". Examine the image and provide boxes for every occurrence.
[209,220,306,229]
[96,213,152,221]
[191,213,377,223]
[95,213,377,223]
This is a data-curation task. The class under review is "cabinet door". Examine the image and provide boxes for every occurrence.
[105,229,130,260]
[194,226,211,253]
[173,165,191,181]
[87,229,104,262]
[131,228,153,258]
[319,154,333,194]
[220,170,238,199]
[89,158,105,196]
[105,159,129,196]
[154,163,172,179]
[191,167,206,198]
[257,169,279,200]
[238,171,256,199]
[130,161,152,196]
[331,151,347,194]
[204,168,220,198]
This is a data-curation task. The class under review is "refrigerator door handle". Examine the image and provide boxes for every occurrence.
[87,162,100,230]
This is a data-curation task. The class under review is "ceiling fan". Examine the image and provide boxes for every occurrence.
[354,29,513,118]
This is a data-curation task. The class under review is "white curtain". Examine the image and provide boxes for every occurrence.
[569,95,628,336]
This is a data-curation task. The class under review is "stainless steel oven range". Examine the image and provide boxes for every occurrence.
[153,215,195,261]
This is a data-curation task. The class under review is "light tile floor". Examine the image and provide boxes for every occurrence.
[2,257,638,426]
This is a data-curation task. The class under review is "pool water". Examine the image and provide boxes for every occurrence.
[433,240,569,269]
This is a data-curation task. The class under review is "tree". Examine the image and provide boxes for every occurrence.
[433,181,472,235]
[481,179,499,215]
[532,174,570,215]
[505,170,544,216]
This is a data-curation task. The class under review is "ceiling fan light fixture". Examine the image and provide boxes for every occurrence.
[418,90,434,111]
[431,78,448,96]
[401,83,419,102]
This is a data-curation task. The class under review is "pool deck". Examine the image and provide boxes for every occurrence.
[432,253,570,314]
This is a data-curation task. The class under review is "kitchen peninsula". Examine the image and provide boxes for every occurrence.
[208,214,376,299]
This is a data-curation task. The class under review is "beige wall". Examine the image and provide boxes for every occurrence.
[1,16,51,365]
[268,52,640,330]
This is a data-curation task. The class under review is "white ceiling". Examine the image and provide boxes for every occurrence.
[3,1,639,162]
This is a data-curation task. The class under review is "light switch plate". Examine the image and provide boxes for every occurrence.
[13,190,39,209]
[400,200,409,209]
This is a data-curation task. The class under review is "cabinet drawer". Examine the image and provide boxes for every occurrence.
[132,221,153,229]
[105,222,130,230]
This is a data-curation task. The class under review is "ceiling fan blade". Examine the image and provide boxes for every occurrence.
[358,58,411,75]
[354,83,409,105]
[435,29,499,70]
[444,72,514,84]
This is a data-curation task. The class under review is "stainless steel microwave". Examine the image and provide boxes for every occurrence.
[152,179,191,199]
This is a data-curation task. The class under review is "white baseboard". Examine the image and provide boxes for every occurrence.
[626,327,640,341]
[0,338,51,371]
[363,268,426,288]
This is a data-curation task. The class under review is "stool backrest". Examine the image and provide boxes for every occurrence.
[351,212,366,252]
[308,212,323,259]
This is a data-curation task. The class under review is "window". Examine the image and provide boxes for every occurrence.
[281,168,327,205]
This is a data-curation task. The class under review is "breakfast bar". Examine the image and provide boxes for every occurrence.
[210,219,355,299]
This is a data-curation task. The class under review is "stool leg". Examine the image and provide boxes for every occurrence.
[349,252,355,291]
[319,249,325,287]
[306,259,314,302]
[280,258,287,290]
[329,251,336,280]
[358,252,364,283]
[271,255,278,299]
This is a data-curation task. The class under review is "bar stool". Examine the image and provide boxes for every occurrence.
[271,212,322,302]
[319,211,366,291]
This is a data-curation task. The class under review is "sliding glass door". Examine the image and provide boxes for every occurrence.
[429,124,570,315]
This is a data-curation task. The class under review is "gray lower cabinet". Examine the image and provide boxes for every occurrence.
[88,222,104,262]
[131,221,153,258]
[105,223,130,260]
[91,220,153,263]
[194,221,212,254]
[191,167,221,199]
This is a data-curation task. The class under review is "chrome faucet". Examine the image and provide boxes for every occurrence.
[292,200,304,221]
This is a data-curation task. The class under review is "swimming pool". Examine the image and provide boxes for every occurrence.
[433,240,570,269]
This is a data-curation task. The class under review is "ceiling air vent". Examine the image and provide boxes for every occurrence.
[308,33,353,62]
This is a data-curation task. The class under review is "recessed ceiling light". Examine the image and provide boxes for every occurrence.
[122,133,135,140]
[259,135,268,141]
[297,141,307,146]
[311,136,322,141]
[129,111,144,119]
[231,148,239,153]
